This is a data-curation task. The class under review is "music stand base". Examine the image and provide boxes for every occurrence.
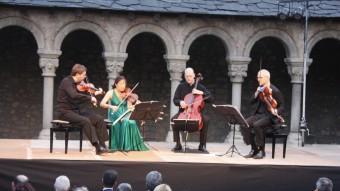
[216,144,243,157]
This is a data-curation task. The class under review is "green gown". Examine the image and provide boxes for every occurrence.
[108,90,148,151]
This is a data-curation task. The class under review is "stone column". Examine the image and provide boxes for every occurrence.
[38,49,61,139]
[226,57,251,143]
[103,52,127,90]
[228,57,251,110]
[164,54,189,142]
[285,58,312,133]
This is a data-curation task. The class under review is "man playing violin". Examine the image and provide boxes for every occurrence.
[56,64,109,155]
[241,69,284,159]
[172,67,213,152]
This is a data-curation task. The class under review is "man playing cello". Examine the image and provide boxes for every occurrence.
[172,67,213,152]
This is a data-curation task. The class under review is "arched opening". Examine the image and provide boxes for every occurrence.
[55,29,107,124]
[0,26,41,138]
[187,35,231,142]
[242,37,291,127]
[123,32,170,141]
[307,38,340,143]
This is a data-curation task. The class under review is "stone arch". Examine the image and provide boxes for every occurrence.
[243,29,298,58]
[119,23,176,55]
[54,21,113,52]
[0,16,45,49]
[308,30,340,57]
[182,27,236,57]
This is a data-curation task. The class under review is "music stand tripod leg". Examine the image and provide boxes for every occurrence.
[217,123,244,157]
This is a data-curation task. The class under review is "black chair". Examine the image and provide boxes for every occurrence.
[265,123,288,159]
[50,120,83,154]
[104,119,112,149]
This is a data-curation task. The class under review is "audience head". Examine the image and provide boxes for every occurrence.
[11,175,35,191]
[146,171,162,191]
[102,169,118,188]
[54,175,70,191]
[72,186,89,191]
[154,184,171,191]
[316,177,333,191]
[117,183,132,191]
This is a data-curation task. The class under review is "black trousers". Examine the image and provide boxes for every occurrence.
[171,113,209,145]
[57,110,108,145]
[240,113,272,148]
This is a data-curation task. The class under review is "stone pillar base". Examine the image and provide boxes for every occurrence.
[38,128,54,140]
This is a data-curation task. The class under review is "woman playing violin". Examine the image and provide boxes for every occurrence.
[240,69,285,159]
[100,76,148,151]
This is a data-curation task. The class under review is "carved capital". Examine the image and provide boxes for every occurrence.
[103,52,128,79]
[285,58,312,83]
[164,54,189,81]
[227,57,251,83]
[38,49,61,77]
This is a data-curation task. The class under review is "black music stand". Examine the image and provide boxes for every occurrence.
[172,119,199,152]
[213,104,249,157]
[128,101,164,146]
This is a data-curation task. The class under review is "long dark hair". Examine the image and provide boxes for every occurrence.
[112,76,127,89]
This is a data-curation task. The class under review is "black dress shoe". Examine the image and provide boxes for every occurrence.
[95,144,107,155]
[198,144,208,152]
[253,150,265,159]
[100,143,109,152]
[172,144,183,152]
[244,149,258,158]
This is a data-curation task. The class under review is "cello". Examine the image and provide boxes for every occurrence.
[177,73,205,130]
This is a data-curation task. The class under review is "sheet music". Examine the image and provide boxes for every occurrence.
[212,104,249,127]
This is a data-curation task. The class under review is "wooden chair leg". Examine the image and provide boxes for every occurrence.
[283,136,288,158]
[79,128,83,152]
[50,128,53,153]
[65,130,69,154]
[272,136,276,159]
[108,127,112,149]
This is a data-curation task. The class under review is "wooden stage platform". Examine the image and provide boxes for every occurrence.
[1,139,340,191]
[1,139,339,167]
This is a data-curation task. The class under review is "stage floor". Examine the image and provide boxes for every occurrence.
[1,139,339,167]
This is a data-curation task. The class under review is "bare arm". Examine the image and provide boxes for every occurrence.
[100,89,116,110]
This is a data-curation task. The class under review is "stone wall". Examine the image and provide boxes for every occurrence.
[0,7,340,143]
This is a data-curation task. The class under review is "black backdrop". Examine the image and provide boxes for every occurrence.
[0,159,339,191]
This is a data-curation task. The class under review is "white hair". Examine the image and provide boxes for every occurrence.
[117,183,132,191]
[146,171,162,191]
[258,69,270,79]
[15,175,29,183]
[154,184,172,191]
[54,175,70,191]
[316,177,333,191]
[184,67,195,76]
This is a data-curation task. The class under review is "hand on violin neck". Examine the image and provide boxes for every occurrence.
[257,86,266,93]
[94,88,104,96]
[192,88,203,95]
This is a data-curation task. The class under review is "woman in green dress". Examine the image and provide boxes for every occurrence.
[100,76,148,151]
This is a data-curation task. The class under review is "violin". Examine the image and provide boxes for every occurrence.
[177,73,205,130]
[258,85,285,123]
[77,78,104,107]
[119,88,139,105]
[77,81,104,94]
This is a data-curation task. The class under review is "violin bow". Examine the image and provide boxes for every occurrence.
[116,82,140,109]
